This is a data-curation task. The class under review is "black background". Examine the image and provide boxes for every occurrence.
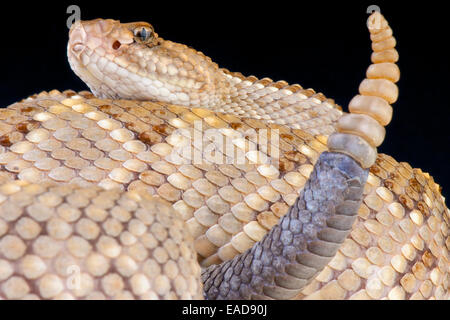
[0,1,449,199]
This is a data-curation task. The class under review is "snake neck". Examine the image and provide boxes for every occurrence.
[209,69,344,136]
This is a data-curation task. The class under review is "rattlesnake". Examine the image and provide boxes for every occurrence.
[0,12,447,300]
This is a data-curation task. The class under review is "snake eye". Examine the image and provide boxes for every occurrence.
[134,26,153,42]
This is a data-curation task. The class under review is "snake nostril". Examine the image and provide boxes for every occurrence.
[112,40,121,50]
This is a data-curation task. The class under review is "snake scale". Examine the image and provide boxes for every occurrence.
[0,12,448,300]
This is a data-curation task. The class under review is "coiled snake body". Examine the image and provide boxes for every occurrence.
[0,12,448,300]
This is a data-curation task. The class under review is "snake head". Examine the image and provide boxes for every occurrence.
[68,18,225,105]
[67,19,163,99]
[68,19,159,58]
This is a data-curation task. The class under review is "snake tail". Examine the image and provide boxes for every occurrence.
[328,12,399,169]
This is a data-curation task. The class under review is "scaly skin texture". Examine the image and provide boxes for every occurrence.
[0,182,203,299]
[0,12,448,299]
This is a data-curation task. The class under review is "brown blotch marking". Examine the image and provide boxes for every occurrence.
[287,84,303,93]
[123,122,140,133]
[405,186,420,202]
[63,90,77,97]
[383,179,402,195]
[78,91,95,99]
[230,122,242,130]
[422,250,435,268]
[284,151,307,164]
[0,135,12,147]
[370,166,381,175]
[302,89,316,97]
[308,110,319,118]
[409,178,422,193]
[139,170,164,186]
[278,158,294,174]
[272,80,289,89]
[389,172,400,181]
[20,107,38,114]
[399,194,414,210]
[112,40,121,50]
[334,103,343,112]
[152,124,173,136]
[417,201,430,217]
[291,129,314,142]
[280,133,294,142]
[152,108,177,121]
[371,164,388,179]
[15,120,40,134]
[154,109,167,117]
[270,202,289,217]
[244,119,268,130]
[231,71,246,81]
[139,131,163,145]
[140,101,164,112]
[384,179,394,190]
[100,105,121,116]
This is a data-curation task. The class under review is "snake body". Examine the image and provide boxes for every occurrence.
[0,12,448,300]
